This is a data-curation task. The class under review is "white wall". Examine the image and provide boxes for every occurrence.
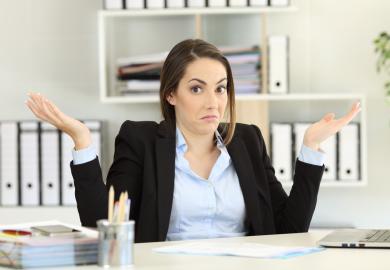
[0,0,389,228]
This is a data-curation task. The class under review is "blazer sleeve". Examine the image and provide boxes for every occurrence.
[71,120,143,227]
[252,125,324,233]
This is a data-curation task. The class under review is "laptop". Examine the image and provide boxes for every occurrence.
[318,229,390,248]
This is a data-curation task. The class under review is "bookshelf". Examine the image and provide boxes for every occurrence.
[96,6,367,187]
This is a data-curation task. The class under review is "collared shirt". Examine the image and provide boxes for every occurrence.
[72,126,325,241]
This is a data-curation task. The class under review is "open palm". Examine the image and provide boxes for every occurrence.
[304,102,361,150]
[25,92,91,149]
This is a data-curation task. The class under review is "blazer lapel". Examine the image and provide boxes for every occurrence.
[227,136,267,235]
[155,121,176,241]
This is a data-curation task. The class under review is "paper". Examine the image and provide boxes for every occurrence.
[154,241,324,259]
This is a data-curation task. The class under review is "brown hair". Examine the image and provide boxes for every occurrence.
[159,39,236,145]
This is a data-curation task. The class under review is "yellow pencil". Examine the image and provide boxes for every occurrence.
[117,192,125,223]
[108,186,114,223]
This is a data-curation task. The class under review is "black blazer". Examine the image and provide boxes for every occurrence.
[71,120,324,243]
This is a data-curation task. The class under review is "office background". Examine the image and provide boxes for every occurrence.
[0,0,389,228]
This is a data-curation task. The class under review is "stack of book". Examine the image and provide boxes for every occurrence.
[222,46,261,95]
[0,221,98,268]
[116,52,168,96]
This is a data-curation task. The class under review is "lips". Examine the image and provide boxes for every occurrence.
[201,115,218,120]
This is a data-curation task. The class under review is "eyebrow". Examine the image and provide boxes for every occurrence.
[188,78,227,85]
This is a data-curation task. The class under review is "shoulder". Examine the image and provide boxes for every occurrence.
[233,123,264,141]
[117,120,160,144]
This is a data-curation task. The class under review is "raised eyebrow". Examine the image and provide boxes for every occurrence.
[188,78,227,85]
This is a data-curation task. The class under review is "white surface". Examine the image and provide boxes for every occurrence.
[2,231,390,270]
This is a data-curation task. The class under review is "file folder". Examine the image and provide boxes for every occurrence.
[249,0,267,6]
[167,0,185,8]
[125,0,144,9]
[20,121,40,206]
[61,132,76,206]
[83,120,102,160]
[338,123,360,181]
[41,122,60,206]
[147,0,165,8]
[268,35,289,94]
[321,134,337,181]
[271,123,292,182]
[208,0,226,7]
[229,0,247,7]
[270,0,289,6]
[0,122,19,206]
[187,0,206,8]
[104,0,123,9]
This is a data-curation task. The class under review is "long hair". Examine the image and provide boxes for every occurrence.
[159,39,236,145]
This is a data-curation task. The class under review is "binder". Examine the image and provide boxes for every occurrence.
[125,0,144,9]
[321,134,337,181]
[249,0,267,6]
[338,123,360,181]
[271,123,292,182]
[0,122,19,206]
[104,0,124,9]
[268,35,289,94]
[270,0,289,6]
[83,120,102,160]
[61,132,76,206]
[208,0,226,7]
[147,0,165,8]
[20,121,40,206]
[167,0,185,8]
[229,0,247,7]
[293,122,309,161]
[41,122,60,206]
[187,0,206,8]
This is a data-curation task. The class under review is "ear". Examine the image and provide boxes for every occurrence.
[166,92,176,106]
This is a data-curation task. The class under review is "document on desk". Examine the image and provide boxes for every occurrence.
[154,242,324,259]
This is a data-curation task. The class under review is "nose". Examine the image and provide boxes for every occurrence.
[204,88,218,109]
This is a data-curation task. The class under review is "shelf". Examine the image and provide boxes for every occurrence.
[101,93,365,104]
[99,6,298,17]
[282,180,367,188]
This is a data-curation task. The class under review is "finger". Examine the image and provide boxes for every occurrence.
[42,97,63,126]
[335,101,361,128]
[25,100,49,122]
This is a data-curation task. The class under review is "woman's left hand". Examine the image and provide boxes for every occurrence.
[303,101,361,151]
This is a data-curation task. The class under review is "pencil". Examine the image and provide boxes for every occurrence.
[108,186,114,223]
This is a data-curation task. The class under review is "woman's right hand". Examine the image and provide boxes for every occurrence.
[26,92,91,150]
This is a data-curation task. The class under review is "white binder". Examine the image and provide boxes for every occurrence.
[229,0,247,7]
[126,0,144,9]
[167,0,185,8]
[338,123,360,181]
[321,134,337,181]
[270,0,289,6]
[83,120,102,160]
[293,123,310,160]
[249,0,266,7]
[271,123,292,182]
[0,122,19,206]
[61,132,76,206]
[20,121,40,206]
[104,0,123,9]
[187,0,205,8]
[208,0,226,7]
[41,122,60,206]
[268,35,289,94]
[147,0,165,8]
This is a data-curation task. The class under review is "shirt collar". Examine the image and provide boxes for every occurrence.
[176,127,225,151]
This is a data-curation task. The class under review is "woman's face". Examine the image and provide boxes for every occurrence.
[168,57,228,137]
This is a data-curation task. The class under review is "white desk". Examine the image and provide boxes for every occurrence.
[4,231,390,270]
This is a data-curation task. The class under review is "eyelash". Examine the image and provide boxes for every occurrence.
[190,85,227,94]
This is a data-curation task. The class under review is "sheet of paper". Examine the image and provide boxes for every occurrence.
[154,241,325,259]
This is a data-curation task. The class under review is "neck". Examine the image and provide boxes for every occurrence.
[177,124,216,156]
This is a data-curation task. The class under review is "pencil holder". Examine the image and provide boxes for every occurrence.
[97,219,135,268]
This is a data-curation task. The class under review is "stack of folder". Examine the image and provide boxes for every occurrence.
[116,52,167,96]
[0,221,98,268]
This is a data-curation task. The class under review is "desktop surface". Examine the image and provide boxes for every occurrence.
[3,230,390,270]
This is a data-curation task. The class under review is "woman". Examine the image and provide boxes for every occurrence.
[26,39,360,243]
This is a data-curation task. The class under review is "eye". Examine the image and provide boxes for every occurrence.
[216,85,227,94]
[190,86,203,94]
